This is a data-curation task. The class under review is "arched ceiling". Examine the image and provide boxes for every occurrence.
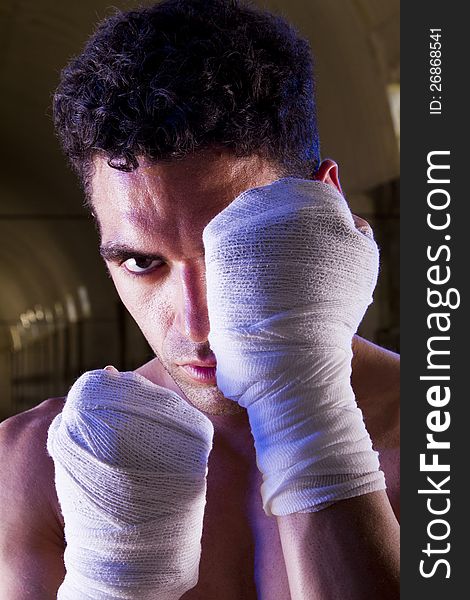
[0,0,399,351]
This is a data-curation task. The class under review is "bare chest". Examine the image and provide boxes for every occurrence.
[181,454,291,600]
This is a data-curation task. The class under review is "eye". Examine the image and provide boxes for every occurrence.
[122,256,164,274]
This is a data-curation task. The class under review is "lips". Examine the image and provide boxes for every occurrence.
[177,357,217,384]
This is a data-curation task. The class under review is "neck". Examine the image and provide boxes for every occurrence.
[208,410,255,463]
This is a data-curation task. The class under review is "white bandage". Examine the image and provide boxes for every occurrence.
[203,178,386,516]
[47,369,213,599]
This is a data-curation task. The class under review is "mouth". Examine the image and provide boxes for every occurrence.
[177,360,217,385]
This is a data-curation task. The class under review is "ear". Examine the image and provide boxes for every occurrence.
[313,159,343,196]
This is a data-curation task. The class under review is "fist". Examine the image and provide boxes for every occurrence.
[48,369,213,599]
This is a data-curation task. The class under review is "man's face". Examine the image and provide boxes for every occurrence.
[91,150,282,415]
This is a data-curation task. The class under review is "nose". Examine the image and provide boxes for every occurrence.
[175,260,210,343]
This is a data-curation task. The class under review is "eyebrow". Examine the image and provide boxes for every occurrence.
[99,243,164,263]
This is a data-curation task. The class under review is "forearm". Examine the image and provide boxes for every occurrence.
[277,490,400,600]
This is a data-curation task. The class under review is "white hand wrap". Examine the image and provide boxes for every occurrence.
[203,178,386,516]
[47,369,213,599]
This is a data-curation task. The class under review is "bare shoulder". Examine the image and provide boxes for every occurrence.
[0,397,65,529]
[351,336,400,519]
[0,399,66,597]
[352,336,399,447]
[1,397,64,480]
[0,398,64,525]
[0,396,65,440]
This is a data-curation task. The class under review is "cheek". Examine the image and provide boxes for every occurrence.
[111,273,175,351]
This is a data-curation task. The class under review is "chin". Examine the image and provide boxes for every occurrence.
[173,374,242,416]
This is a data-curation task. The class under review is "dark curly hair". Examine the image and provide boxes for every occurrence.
[53,0,320,193]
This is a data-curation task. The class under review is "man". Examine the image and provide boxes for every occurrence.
[0,1,400,598]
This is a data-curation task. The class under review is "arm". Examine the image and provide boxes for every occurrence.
[278,340,400,599]
[0,399,66,599]
[278,491,399,600]
[203,178,400,597]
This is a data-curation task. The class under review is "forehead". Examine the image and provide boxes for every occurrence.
[90,151,282,253]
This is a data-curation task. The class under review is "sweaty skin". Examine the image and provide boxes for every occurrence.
[0,151,399,599]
